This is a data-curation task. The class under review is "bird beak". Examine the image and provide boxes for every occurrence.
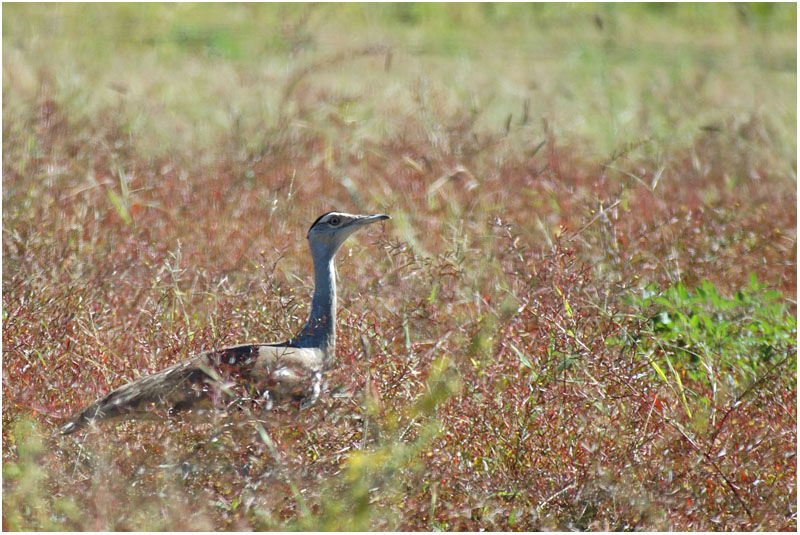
[329,213,389,248]
[350,213,390,228]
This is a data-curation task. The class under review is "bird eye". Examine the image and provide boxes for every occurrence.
[328,216,340,226]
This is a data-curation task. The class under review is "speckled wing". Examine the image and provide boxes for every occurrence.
[60,344,325,434]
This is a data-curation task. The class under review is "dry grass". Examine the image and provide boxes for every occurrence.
[3,3,796,530]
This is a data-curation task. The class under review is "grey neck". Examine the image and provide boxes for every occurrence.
[294,256,336,358]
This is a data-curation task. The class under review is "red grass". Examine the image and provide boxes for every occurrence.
[3,6,796,530]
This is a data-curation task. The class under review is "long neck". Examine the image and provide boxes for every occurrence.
[294,255,336,357]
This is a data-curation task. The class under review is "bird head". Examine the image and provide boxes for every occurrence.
[307,211,390,260]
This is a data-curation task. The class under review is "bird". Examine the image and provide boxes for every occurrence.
[60,211,390,434]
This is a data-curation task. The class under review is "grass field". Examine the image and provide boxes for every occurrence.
[2,3,797,530]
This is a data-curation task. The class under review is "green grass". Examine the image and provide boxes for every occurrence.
[3,3,796,531]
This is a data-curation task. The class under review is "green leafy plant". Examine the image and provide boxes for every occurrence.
[625,276,796,412]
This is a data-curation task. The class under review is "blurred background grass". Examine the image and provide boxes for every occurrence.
[4,3,796,162]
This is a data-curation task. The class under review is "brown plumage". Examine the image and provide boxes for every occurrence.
[60,344,324,434]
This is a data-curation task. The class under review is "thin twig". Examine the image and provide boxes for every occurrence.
[709,354,790,444]
[665,418,753,522]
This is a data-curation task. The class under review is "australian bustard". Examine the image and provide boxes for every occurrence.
[61,211,390,434]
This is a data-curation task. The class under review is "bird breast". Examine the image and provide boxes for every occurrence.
[247,345,324,393]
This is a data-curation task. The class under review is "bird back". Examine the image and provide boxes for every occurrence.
[60,343,325,434]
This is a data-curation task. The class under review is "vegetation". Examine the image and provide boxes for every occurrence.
[3,3,796,530]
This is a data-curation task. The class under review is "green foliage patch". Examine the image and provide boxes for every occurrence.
[629,276,796,387]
